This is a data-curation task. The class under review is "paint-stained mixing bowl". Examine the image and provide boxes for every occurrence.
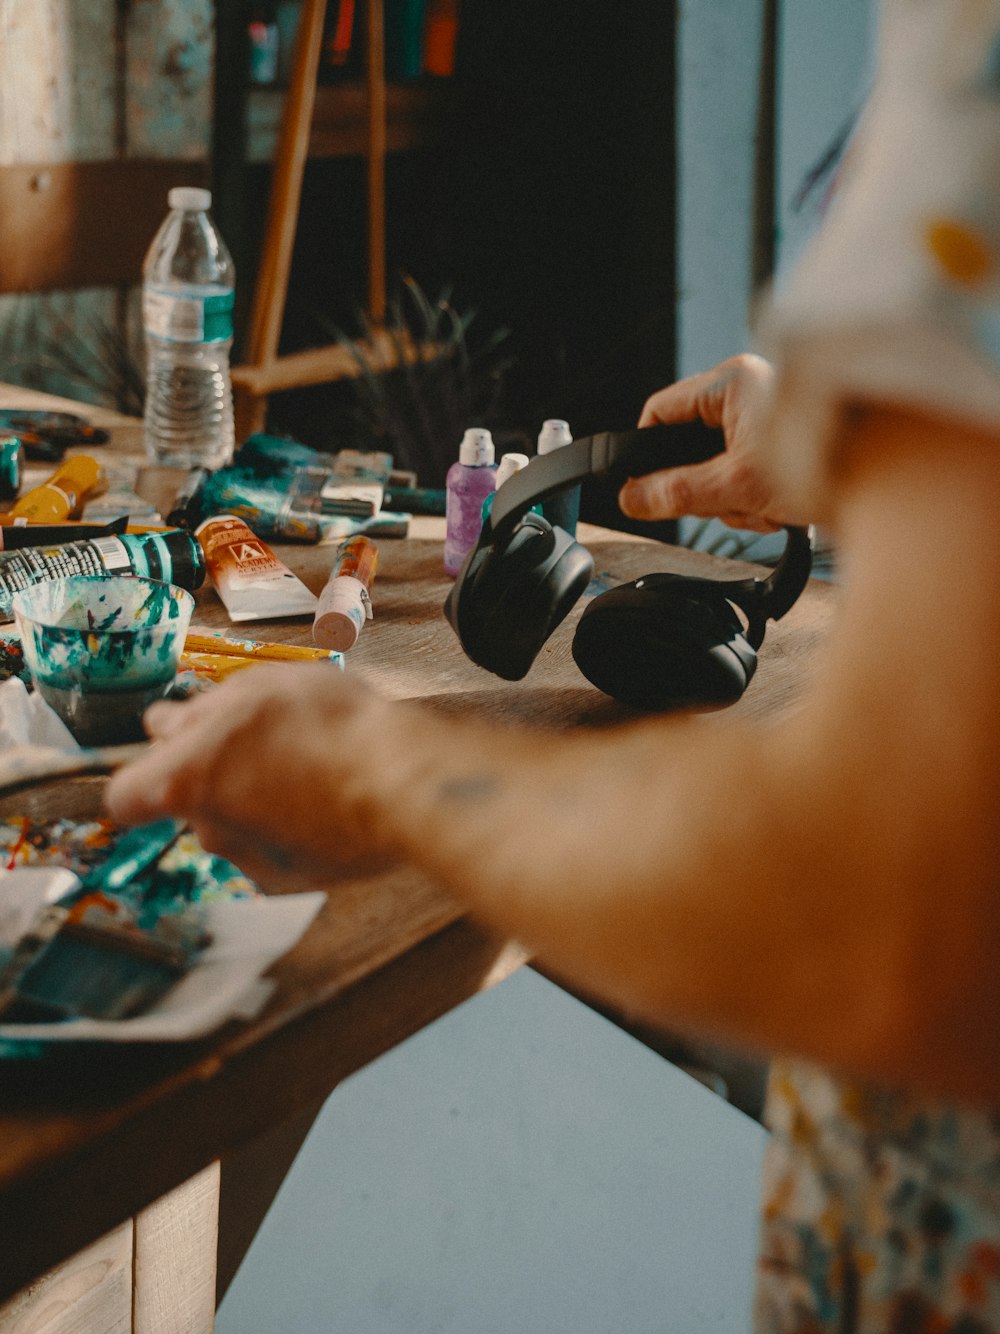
[12,575,195,745]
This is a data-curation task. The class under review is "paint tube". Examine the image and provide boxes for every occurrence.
[8,454,106,523]
[0,529,205,623]
[381,485,446,515]
[165,468,210,529]
[191,466,331,541]
[182,440,395,534]
[0,516,129,549]
[313,536,379,651]
[195,514,318,622]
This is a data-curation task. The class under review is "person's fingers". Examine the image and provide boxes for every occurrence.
[619,455,737,521]
[638,369,726,429]
[106,707,219,824]
[105,749,177,824]
[142,697,193,738]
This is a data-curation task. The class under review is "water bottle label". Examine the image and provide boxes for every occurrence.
[203,291,236,342]
[143,288,234,343]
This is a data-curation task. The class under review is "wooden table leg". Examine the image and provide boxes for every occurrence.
[0,1165,219,1334]
[134,1162,220,1334]
[0,1222,133,1333]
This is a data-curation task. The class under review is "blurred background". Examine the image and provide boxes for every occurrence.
[0,0,873,534]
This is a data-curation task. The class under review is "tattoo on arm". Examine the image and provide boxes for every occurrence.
[436,774,501,805]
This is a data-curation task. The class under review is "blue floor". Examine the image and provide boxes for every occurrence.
[217,968,768,1334]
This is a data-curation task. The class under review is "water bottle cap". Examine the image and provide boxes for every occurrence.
[458,428,495,467]
[495,452,530,488]
[169,186,212,212]
[537,419,573,454]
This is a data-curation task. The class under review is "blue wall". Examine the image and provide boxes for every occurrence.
[676,0,875,378]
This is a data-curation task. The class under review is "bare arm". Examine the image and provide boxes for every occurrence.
[106,404,1000,1106]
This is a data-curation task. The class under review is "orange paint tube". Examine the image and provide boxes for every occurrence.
[312,536,379,652]
[195,515,318,623]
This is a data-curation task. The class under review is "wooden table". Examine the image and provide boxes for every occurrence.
[0,389,836,1328]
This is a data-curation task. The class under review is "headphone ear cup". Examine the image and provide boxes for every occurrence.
[447,514,595,680]
[571,574,758,711]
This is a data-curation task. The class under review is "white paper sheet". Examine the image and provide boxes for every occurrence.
[0,890,326,1042]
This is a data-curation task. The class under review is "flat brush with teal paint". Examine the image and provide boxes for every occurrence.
[80,817,187,900]
[0,818,204,1023]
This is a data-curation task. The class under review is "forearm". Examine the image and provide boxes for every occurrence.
[364,698,891,1071]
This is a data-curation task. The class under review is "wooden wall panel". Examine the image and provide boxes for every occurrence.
[0,158,211,293]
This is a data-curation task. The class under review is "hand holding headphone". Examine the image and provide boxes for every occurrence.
[444,422,812,711]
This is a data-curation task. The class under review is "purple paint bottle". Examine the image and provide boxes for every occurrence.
[444,428,497,576]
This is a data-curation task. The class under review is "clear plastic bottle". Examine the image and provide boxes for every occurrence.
[444,428,497,575]
[142,186,236,470]
[537,418,579,536]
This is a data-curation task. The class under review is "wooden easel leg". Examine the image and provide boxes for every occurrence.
[234,384,268,443]
[239,0,330,438]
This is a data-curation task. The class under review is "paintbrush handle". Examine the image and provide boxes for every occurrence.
[0,742,148,798]
[183,634,338,663]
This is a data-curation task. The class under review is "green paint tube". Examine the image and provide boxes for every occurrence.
[0,529,205,623]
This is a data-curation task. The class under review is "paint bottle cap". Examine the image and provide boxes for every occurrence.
[119,529,207,591]
[537,419,573,454]
[313,575,370,652]
[0,436,23,502]
[169,186,212,212]
[458,428,495,467]
[495,452,530,488]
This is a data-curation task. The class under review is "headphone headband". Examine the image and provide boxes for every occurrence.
[488,422,724,541]
[483,422,811,627]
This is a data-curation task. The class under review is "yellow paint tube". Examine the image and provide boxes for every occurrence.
[8,455,106,523]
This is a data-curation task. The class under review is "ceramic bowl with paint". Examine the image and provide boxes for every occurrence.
[12,575,195,746]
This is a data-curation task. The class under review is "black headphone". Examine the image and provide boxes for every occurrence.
[443,422,813,712]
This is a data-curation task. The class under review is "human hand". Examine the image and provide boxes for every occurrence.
[104,665,399,885]
[619,353,789,532]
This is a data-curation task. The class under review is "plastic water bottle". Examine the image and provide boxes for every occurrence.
[142,187,236,470]
[444,428,497,575]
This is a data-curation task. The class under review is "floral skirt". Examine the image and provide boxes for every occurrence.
[755,1061,1000,1333]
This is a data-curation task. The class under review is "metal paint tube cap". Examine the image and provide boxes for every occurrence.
[313,574,370,652]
